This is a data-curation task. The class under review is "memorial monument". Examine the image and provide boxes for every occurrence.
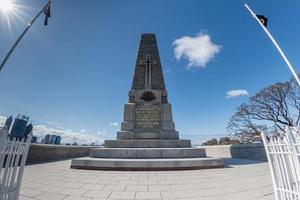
[71,34,224,170]
[117,33,178,141]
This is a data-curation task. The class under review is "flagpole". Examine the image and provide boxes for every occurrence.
[244,3,300,87]
[0,1,51,71]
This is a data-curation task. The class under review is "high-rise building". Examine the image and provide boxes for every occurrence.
[31,136,37,143]
[55,135,61,145]
[24,124,33,138]
[4,116,13,131]
[44,134,51,144]
[10,114,29,139]
[50,135,57,144]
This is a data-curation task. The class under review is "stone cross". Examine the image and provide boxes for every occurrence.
[140,55,156,89]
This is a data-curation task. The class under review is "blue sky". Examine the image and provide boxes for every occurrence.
[1,0,300,144]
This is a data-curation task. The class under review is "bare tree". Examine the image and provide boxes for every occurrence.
[227,79,300,143]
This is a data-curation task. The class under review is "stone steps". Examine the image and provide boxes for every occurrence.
[90,148,206,159]
[104,139,191,148]
[71,157,224,171]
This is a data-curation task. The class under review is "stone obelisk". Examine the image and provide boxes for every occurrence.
[117,33,178,140]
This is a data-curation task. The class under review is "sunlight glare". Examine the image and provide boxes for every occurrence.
[0,0,14,13]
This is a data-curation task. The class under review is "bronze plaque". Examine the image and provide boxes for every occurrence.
[135,103,161,129]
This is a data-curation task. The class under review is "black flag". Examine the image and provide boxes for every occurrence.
[256,15,268,27]
[43,2,51,26]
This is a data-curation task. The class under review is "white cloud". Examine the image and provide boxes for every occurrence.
[173,32,221,68]
[0,115,6,127]
[109,122,119,127]
[33,125,103,145]
[226,89,249,99]
[0,114,104,145]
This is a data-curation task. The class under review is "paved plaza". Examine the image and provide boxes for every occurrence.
[20,158,274,200]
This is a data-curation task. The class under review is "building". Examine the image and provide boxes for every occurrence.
[4,116,13,131]
[43,134,61,145]
[44,134,51,144]
[31,136,37,143]
[9,114,29,139]
[55,135,61,145]
[50,135,57,144]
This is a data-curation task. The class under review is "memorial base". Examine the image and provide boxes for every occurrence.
[70,139,224,171]
[104,139,191,148]
[117,131,179,140]
[71,157,224,171]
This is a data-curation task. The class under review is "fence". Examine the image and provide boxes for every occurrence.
[262,127,300,200]
[0,129,32,200]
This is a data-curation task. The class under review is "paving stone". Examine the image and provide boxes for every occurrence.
[103,184,127,192]
[21,182,45,190]
[40,185,65,193]
[161,191,189,199]
[63,196,93,200]
[108,191,136,199]
[34,192,66,200]
[20,159,274,200]
[126,185,148,192]
[20,188,43,198]
[148,185,171,192]
[135,192,161,199]
[19,195,35,200]
[60,188,88,196]
[81,183,105,190]
[83,190,111,198]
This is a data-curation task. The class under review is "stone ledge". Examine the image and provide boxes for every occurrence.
[70,157,224,171]
[117,131,179,140]
[104,139,191,148]
[90,147,206,158]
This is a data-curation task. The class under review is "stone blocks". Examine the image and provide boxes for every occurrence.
[71,157,224,170]
[90,148,206,158]
[117,131,179,140]
[104,140,191,148]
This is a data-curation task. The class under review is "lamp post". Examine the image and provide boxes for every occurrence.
[0,0,51,71]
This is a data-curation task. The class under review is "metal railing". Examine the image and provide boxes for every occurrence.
[262,127,300,200]
[0,129,32,200]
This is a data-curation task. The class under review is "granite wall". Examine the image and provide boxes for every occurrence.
[202,143,267,161]
[203,145,232,158]
[229,143,267,161]
[26,144,93,164]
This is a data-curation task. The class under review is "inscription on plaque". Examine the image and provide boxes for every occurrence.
[135,103,161,129]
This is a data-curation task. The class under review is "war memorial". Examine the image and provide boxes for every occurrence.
[4,0,298,199]
[71,34,224,170]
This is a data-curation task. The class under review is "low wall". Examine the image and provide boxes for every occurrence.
[26,144,93,164]
[229,143,267,161]
[26,143,267,164]
[202,143,267,161]
[203,145,232,158]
